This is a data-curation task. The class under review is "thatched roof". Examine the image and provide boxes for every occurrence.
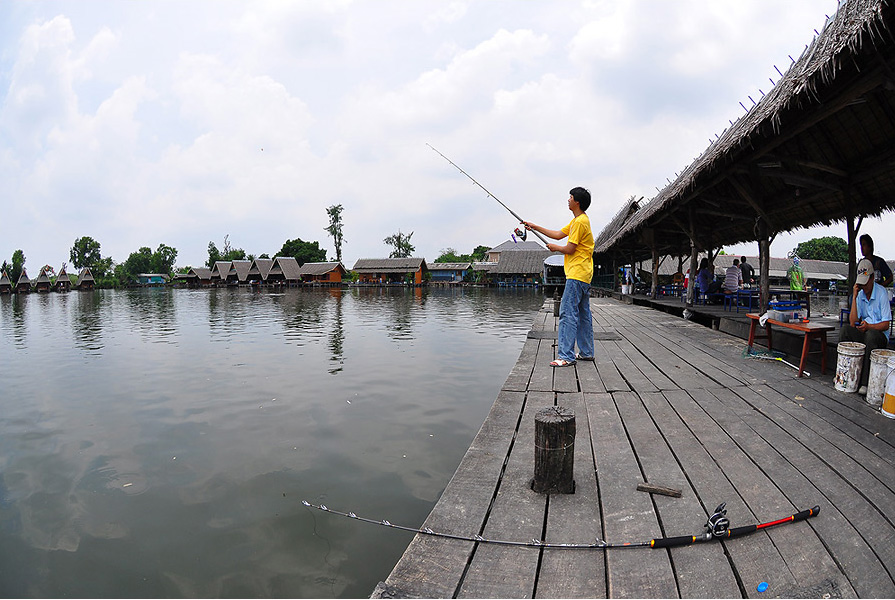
[352,258,428,273]
[297,261,345,276]
[76,267,95,285]
[227,260,252,282]
[248,258,273,280]
[596,0,895,260]
[493,249,556,274]
[186,267,212,280]
[210,261,231,279]
[270,256,302,280]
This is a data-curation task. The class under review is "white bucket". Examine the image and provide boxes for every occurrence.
[833,342,865,393]
[866,349,895,407]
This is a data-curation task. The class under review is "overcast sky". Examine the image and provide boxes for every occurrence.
[4,0,887,273]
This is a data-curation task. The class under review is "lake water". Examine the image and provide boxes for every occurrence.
[0,287,544,598]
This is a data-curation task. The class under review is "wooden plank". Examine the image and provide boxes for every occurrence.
[600,340,658,393]
[594,341,630,392]
[619,391,740,598]
[536,391,606,598]
[696,385,893,598]
[503,336,540,392]
[640,389,799,596]
[576,358,607,393]
[383,391,526,598]
[677,387,854,596]
[529,338,556,392]
[585,391,677,598]
[458,391,552,598]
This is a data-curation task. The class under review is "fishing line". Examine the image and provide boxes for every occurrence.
[302,500,819,550]
[426,143,551,246]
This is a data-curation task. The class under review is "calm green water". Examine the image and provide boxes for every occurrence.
[0,287,543,598]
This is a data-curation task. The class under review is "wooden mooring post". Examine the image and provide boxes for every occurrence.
[532,406,575,494]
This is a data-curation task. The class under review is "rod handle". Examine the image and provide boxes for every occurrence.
[650,534,701,548]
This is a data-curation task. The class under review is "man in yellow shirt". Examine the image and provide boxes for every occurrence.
[524,187,594,367]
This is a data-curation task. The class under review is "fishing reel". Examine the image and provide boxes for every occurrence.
[512,227,527,242]
[705,502,730,538]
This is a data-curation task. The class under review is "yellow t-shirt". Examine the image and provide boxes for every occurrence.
[560,213,594,284]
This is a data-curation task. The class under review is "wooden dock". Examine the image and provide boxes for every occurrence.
[374,296,895,598]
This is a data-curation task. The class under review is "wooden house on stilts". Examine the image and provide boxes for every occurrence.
[75,267,95,291]
[34,268,52,293]
[15,269,31,293]
[55,266,72,292]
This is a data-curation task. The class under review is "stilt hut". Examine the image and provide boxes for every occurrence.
[226,260,252,285]
[75,267,95,291]
[210,261,232,286]
[184,267,212,288]
[247,258,273,286]
[15,269,31,293]
[34,268,52,293]
[299,261,347,285]
[54,266,72,292]
[267,257,302,286]
[0,270,12,294]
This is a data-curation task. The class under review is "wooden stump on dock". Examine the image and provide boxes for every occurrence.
[532,406,576,494]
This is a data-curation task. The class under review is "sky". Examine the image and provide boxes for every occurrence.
[2,0,888,274]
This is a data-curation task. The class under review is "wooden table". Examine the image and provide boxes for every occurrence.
[746,313,834,377]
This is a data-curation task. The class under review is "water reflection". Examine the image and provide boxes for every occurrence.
[1,287,544,598]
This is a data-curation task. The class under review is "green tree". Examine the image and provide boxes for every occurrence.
[10,249,25,284]
[278,238,327,266]
[325,204,346,264]
[384,230,414,258]
[70,236,102,269]
[207,235,248,267]
[435,247,472,263]
[471,245,490,261]
[793,236,848,262]
[151,243,178,275]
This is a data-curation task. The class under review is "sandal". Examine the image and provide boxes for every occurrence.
[576,354,595,361]
[550,359,576,367]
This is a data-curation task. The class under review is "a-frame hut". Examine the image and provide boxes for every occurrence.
[54,265,71,292]
[226,260,252,285]
[247,258,273,285]
[15,268,31,293]
[75,267,95,291]
[267,257,302,286]
[210,261,232,286]
[0,270,12,294]
[34,267,52,293]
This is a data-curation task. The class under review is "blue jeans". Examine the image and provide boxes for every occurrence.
[558,279,594,361]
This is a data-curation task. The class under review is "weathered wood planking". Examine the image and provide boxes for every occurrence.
[380,296,895,599]
[457,391,552,598]
[381,390,526,598]
[586,391,677,598]
[696,386,892,598]
[536,391,606,599]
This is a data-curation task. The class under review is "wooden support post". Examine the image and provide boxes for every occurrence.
[532,406,576,494]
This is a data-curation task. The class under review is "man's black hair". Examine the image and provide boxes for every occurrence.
[570,187,591,211]
[860,233,874,253]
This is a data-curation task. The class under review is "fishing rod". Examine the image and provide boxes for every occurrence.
[426,143,550,246]
[302,500,819,550]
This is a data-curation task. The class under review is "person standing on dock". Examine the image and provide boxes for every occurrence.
[524,187,594,367]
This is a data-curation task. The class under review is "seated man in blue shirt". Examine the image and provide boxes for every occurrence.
[840,258,892,390]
